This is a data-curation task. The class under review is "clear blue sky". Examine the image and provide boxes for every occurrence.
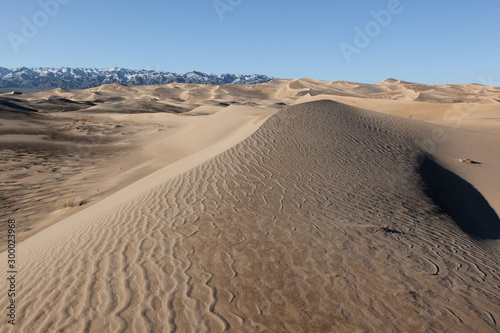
[1,0,499,85]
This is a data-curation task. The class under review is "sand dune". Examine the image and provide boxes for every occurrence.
[0,102,274,251]
[1,100,499,332]
[3,77,499,115]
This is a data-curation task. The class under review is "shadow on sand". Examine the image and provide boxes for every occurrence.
[419,157,500,240]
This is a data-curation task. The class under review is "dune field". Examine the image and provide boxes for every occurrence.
[0,79,499,332]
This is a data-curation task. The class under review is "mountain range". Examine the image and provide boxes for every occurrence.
[0,67,274,92]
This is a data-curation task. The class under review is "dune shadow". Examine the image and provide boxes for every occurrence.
[419,157,500,239]
[0,99,38,113]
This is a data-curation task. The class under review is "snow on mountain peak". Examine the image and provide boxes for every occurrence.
[0,67,273,92]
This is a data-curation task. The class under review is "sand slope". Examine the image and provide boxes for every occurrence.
[1,100,499,332]
[0,104,274,251]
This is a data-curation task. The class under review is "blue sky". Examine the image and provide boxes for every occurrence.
[1,0,499,85]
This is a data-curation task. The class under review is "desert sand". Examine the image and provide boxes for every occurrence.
[0,79,499,332]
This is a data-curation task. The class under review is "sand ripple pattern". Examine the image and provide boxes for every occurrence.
[1,100,499,332]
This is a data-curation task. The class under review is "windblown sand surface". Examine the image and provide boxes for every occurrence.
[1,79,500,331]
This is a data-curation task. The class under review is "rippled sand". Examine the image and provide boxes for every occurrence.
[1,100,499,332]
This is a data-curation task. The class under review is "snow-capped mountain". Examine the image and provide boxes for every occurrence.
[0,67,274,92]
[0,67,10,77]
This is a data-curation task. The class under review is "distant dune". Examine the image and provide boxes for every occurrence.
[0,80,499,331]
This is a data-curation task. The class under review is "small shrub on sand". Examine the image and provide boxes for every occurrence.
[58,198,85,210]
[19,224,32,232]
[459,158,480,164]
